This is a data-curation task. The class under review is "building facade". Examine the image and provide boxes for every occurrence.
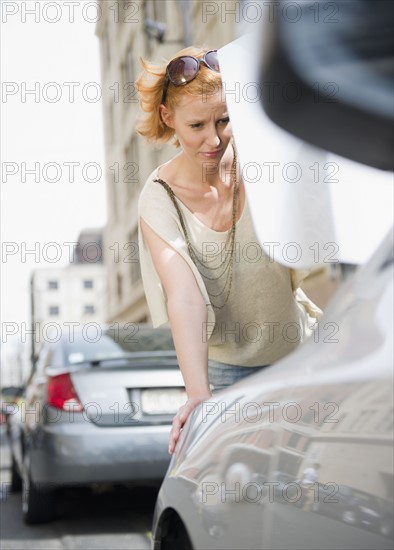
[95,0,239,326]
[30,228,107,357]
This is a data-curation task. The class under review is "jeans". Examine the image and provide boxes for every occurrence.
[208,359,270,393]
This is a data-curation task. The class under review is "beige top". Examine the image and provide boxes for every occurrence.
[138,167,322,367]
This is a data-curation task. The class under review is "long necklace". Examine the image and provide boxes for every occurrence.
[154,143,239,309]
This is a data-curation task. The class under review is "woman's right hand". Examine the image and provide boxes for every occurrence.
[169,394,212,455]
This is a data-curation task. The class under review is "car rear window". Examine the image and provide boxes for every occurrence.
[64,327,175,365]
[107,327,175,353]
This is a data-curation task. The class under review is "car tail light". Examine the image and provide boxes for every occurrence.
[47,373,84,412]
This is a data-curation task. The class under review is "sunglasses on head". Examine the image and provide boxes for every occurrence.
[161,50,220,104]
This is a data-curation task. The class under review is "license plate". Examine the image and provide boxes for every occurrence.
[141,388,187,415]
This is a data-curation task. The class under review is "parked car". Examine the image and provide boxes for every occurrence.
[151,2,393,548]
[311,484,390,536]
[7,324,185,524]
[152,225,393,550]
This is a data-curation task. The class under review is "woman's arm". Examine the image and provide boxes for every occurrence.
[140,217,212,453]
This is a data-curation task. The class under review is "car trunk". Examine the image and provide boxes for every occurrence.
[69,361,186,427]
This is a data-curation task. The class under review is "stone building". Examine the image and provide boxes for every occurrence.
[30,228,107,357]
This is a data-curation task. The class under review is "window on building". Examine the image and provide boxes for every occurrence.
[300,409,315,425]
[286,432,302,449]
[84,305,95,315]
[48,280,58,290]
[49,306,59,316]
[107,170,118,219]
[117,273,123,300]
[121,42,136,110]
[84,280,94,289]
[102,21,111,67]
[144,0,167,24]
[124,136,139,198]
[128,229,141,285]
[340,263,358,280]
[108,101,115,144]
[143,0,167,55]
[123,43,135,89]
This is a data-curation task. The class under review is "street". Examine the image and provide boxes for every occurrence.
[0,426,155,550]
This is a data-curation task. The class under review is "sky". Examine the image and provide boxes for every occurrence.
[1,0,107,360]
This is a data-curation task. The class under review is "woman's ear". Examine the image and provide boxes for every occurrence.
[160,104,174,128]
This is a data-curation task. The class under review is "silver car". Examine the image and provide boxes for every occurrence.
[152,226,393,550]
[7,325,185,524]
[151,5,393,548]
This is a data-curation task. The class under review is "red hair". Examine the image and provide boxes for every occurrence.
[135,47,223,148]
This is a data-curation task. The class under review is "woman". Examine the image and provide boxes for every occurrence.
[135,47,321,454]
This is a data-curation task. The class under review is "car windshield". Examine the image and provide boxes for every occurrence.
[64,327,175,365]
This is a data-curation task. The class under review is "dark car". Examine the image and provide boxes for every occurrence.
[7,324,185,524]
[311,484,389,534]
